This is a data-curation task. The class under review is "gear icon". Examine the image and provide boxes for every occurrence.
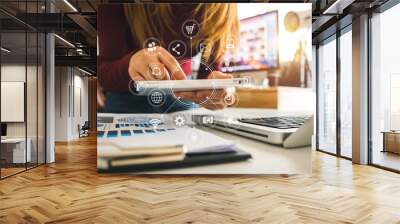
[173,115,186,127]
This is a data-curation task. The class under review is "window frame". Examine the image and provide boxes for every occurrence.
[0,1,47,180]
[315,23,352,160]
[367,0,400,173]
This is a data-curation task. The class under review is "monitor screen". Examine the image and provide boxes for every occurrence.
[1,123,7,137]
[221,11,279,73]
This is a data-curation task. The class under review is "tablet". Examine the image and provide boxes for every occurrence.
[134,78,249,93]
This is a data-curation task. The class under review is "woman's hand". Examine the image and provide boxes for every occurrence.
[128,47,232,110]
[175,71,233,110]
[128,46,186,81]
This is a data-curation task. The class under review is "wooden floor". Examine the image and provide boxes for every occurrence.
[1,163,44,178]
[373,151,400,171]
[1,135,400,224]
[1,167,26,178]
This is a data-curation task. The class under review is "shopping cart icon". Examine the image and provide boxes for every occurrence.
[185,24,195,35]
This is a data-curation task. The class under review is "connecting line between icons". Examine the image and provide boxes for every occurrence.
[190,37,192,60]
[210,98,218,107]
[191,105,195,123]
[164,97,180,114]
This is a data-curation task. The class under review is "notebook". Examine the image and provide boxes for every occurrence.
[98,148,251,173]
[97,127,237,155]
[97,115,252,172]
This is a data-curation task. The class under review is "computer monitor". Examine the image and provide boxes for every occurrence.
[221,11,279,73]
[1,123,7,137]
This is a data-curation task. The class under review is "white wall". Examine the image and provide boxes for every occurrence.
[54,67,89,141]
[71,73,89,138]
[0,65,41,137]
[55,67,70,141]
[1,63,46,163]
[1,65,26,139]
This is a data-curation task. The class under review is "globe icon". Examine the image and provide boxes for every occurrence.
[149,91,164,106]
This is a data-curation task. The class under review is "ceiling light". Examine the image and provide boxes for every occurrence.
[63,0,78,12]
[54,34,75,48]
[78,67,93,76]
[1,47,11,53]
[323,0,355,15]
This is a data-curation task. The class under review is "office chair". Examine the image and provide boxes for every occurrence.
[79,121,90,138]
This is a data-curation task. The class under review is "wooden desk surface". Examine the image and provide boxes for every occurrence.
[1,138,27,143]
[235,87,278,108]
[235,87,315,113]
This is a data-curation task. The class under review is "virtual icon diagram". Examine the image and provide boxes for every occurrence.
[173,114,186,127]
[225,36,235,49]
[168,40,186,59]
[143,37,161,55]
[148,118,162,127]
[172,44,181,55]
[148,89,166,107]
[186,24,195,35]
[148,42,156,50]
[182,19,200,38]
[202,115,214,125]
[187,128,200,145]
[149,63,164,79]
[223,94,236,106]
[198,40,213,55]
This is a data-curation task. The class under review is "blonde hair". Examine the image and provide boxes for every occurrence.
[124,3,239,63]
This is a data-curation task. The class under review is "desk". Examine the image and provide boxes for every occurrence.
[382,131,400,154]
[1,138,31,164]
[98,108,312,174]
[236,87,314,113]
[236,88,278,108]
